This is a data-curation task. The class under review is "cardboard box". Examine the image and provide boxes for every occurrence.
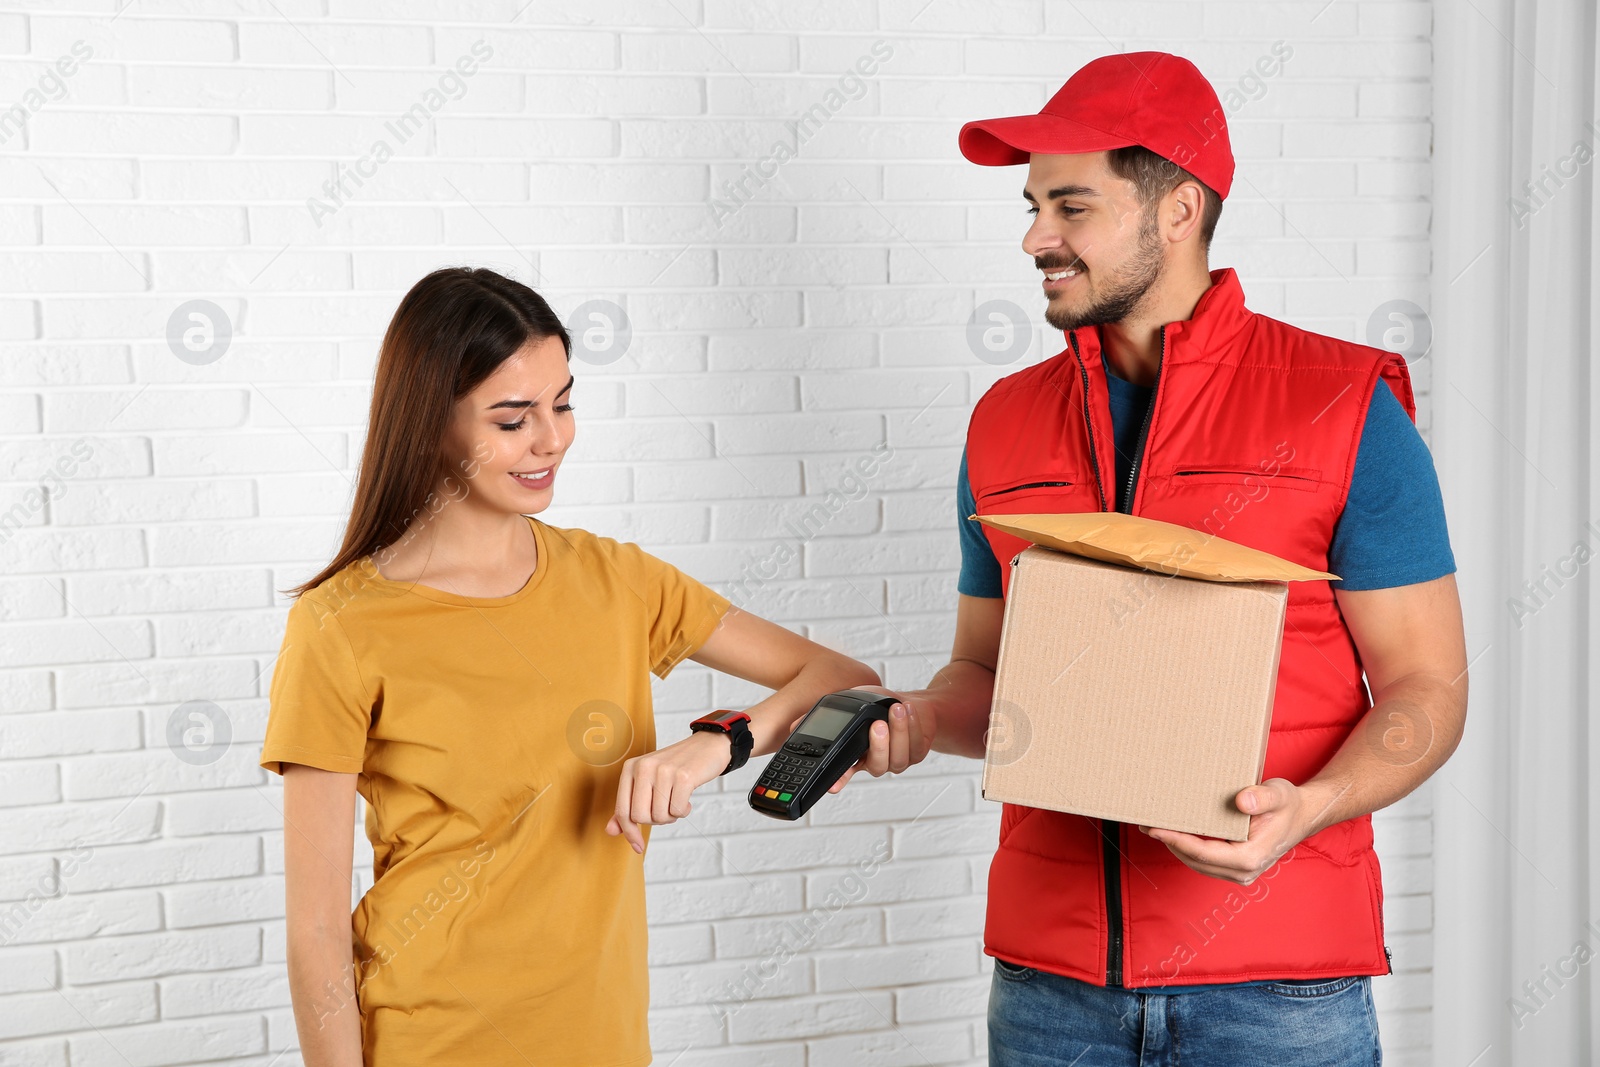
[974,512,1337,841]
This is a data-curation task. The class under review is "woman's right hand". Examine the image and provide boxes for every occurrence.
[605,729,735,854]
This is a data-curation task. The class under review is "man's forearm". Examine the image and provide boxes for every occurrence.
[1296,671,1467,839]
[903,657,996,759]
[743,654,881,758]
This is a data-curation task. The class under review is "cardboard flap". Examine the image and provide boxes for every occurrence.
[973,511,1338,582]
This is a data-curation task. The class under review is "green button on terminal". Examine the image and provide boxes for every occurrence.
[778,792,793,802]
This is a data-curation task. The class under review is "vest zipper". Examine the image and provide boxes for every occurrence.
[1101,324,1167,988]
[1120,325,1165,514]
[1069,328,1117,983]
[1099,819,1124,987]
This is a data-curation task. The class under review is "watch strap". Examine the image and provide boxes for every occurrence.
[691,709,754,775]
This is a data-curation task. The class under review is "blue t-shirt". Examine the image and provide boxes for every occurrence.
[958,352,1456,597]
[962,355,1454,995]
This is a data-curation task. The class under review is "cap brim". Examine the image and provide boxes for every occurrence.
[959,113,1135,166]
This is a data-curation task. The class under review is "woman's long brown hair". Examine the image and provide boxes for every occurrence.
[281,267,571,599]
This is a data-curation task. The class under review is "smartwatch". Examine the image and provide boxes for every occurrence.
[690,709,755,775]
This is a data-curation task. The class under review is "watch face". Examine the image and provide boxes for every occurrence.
[709,710,747,727]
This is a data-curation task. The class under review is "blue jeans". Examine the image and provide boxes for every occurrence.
[988,958,1381,1067]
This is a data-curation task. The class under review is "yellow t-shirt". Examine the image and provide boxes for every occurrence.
[261,516,733,1067]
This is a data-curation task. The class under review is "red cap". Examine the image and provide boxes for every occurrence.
[958,51,1234,201]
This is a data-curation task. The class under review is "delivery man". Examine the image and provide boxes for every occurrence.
[837,51,1469,1065]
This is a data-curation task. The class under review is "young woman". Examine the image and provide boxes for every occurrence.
[260,267,932,1066]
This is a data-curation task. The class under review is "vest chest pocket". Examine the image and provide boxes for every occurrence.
[976,472,1080,507]
[1156,464,1333,548]
[1166,464,1324,493]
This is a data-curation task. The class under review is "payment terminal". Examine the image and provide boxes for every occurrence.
[748,689,898,821]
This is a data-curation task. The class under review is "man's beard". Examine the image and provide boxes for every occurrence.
[1043,205,1165,332]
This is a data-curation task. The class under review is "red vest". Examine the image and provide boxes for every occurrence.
[967,267,1409,987]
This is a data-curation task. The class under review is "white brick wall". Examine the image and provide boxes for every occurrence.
[0,1,1435,1063]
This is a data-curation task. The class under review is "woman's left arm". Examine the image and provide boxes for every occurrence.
[605,606,932,852]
